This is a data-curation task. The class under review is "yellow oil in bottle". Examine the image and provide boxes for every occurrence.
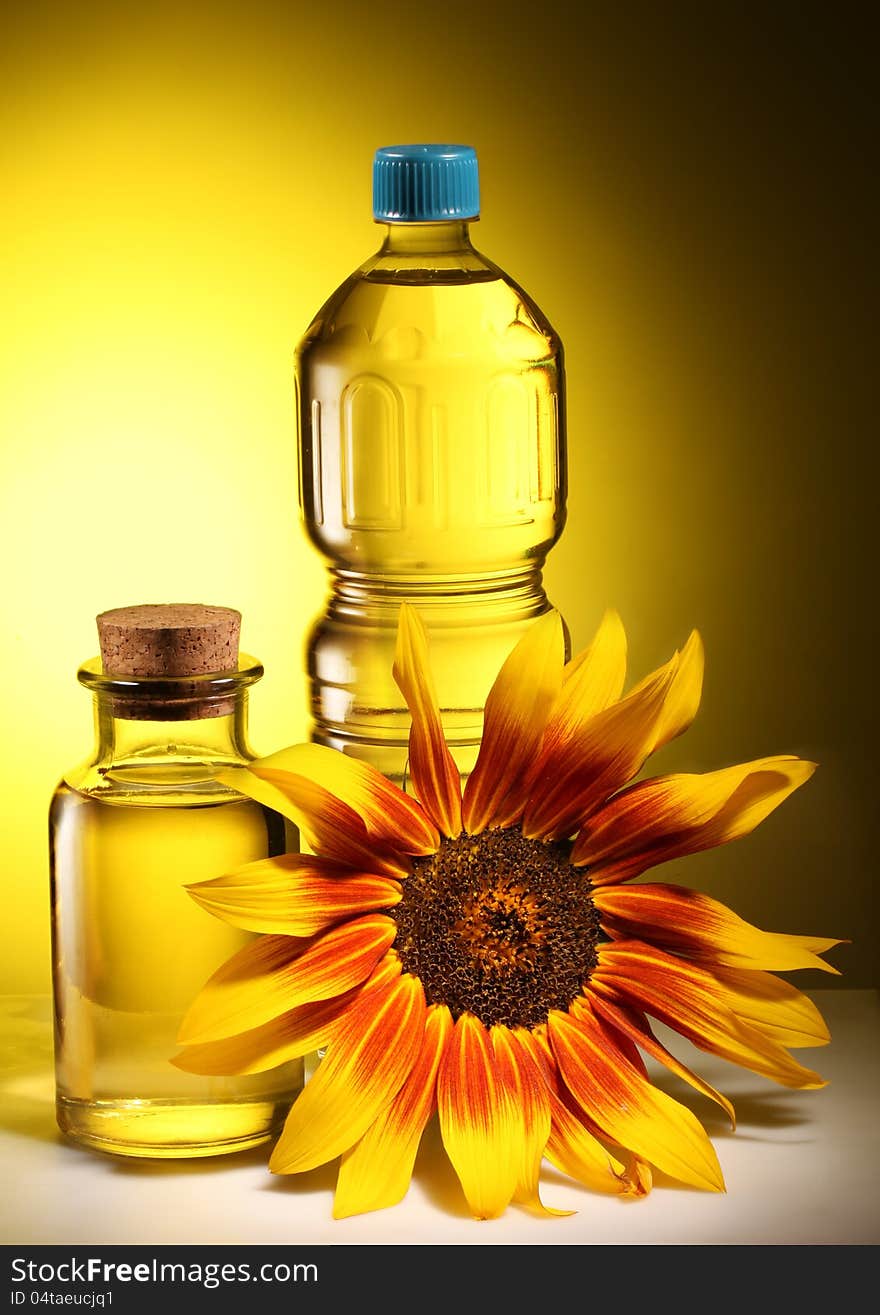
[50,784,300,1158]
[298,183,568,784]
[49,607,303,1159]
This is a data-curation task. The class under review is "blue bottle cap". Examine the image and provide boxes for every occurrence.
[373,144,480,222]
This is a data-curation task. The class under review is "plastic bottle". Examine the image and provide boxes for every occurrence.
[296,144,567,783]
[49,603,302,1157]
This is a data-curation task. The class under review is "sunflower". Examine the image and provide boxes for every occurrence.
[174,605,840,1218]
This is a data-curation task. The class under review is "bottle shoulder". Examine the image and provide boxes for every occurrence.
[296,246,561,361]
[476,251,561,341]
[53,756,260,809]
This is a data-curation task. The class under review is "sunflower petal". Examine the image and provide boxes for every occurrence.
[549,1000,725,1192]
[177,915,396,1044]
[575,758,817,880]
[218,766,409,877]
[560,609,628,704]
[594,882,839,975]
[392,604,463,839]
[334,1004,453,1218]
[587,993,736,1128]
[173,1001,341,1076]
[518,1027,634,1196]
[711,967,832,1049]
[176,934,301,1045]
[172,955,402,1075]
[491,1027,567,1215]
[187,857,401,937]
[253,742,438,855]
[629,1158,654,1195]
[520,611,625,802]
[269,972,426,1174]
[462,611,565,834]
[437,1013,521,1218]
[639,630,704,757]
[592,941,826,1090]
[254,769,413,876]
[522,633,702,842]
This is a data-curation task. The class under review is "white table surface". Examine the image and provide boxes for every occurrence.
[2,990,878,1247]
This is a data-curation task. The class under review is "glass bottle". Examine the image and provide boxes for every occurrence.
[296,144,568,786]
[49,604,303,1158]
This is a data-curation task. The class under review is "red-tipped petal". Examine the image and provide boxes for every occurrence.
[254,769,412,876]
[491,1027,564,1214]
[592,940,827,1090]
[188,855,401,937]
[517,1027,634,1196]
[178,915,396,1044]
[219,765,409,877]
[549,999,725,1192]
[594,882,840,973]
[392,603,463,838]
[587,993,736,1128]
[521,609,627,803]
[270,972,427,1174]
[172,955,402,1076]
[253,742,438,856]
[437,1013,522,1218]
[334,1003,453,1217]
[575,757,817,880]
[462,611,565,834]
[522,633,703,842]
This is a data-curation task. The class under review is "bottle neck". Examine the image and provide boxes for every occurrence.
[367,221,493,281]
[379,221,474,256]
[76,655,263,772]
[91,693,254,770]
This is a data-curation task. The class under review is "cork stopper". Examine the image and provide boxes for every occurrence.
[96,604,243,718]
[97,603,241,677]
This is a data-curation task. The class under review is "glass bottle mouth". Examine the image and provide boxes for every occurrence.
[78,654,264,721]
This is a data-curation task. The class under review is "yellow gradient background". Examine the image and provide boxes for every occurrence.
[1,2,873,991]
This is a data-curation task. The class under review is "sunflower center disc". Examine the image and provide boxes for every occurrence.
[390,828,601,1029]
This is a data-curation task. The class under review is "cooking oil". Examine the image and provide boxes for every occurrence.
[296,145,568,784]
[49,604,303,1157]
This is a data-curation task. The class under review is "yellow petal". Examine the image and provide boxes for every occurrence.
[549,1000,725,1192]
[333,1004,453,1218]
[638,629,704,758]
[256,769,413,875]
[172,999,341,1076]
[172,955,402,1075]
[711,967,832,1050]
[522,634,702,842]
[177,915,396,1044]
[587,992,736,1128]
[521,610,627,802]
[187,855,401,936]
[270,972,426,1174]
[392,603,463,838]
[594,882,839,974]
[218,765,409,877]
[491,1027,567,1215]
[560,609,628,706]
[592,941,826,1090]
[436,1013,521,1218]
[462,611,565,834]
[253,742,438,856]
[575,757,817,880]
[518,1027,634,1196]
[628,1158,654,1195]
